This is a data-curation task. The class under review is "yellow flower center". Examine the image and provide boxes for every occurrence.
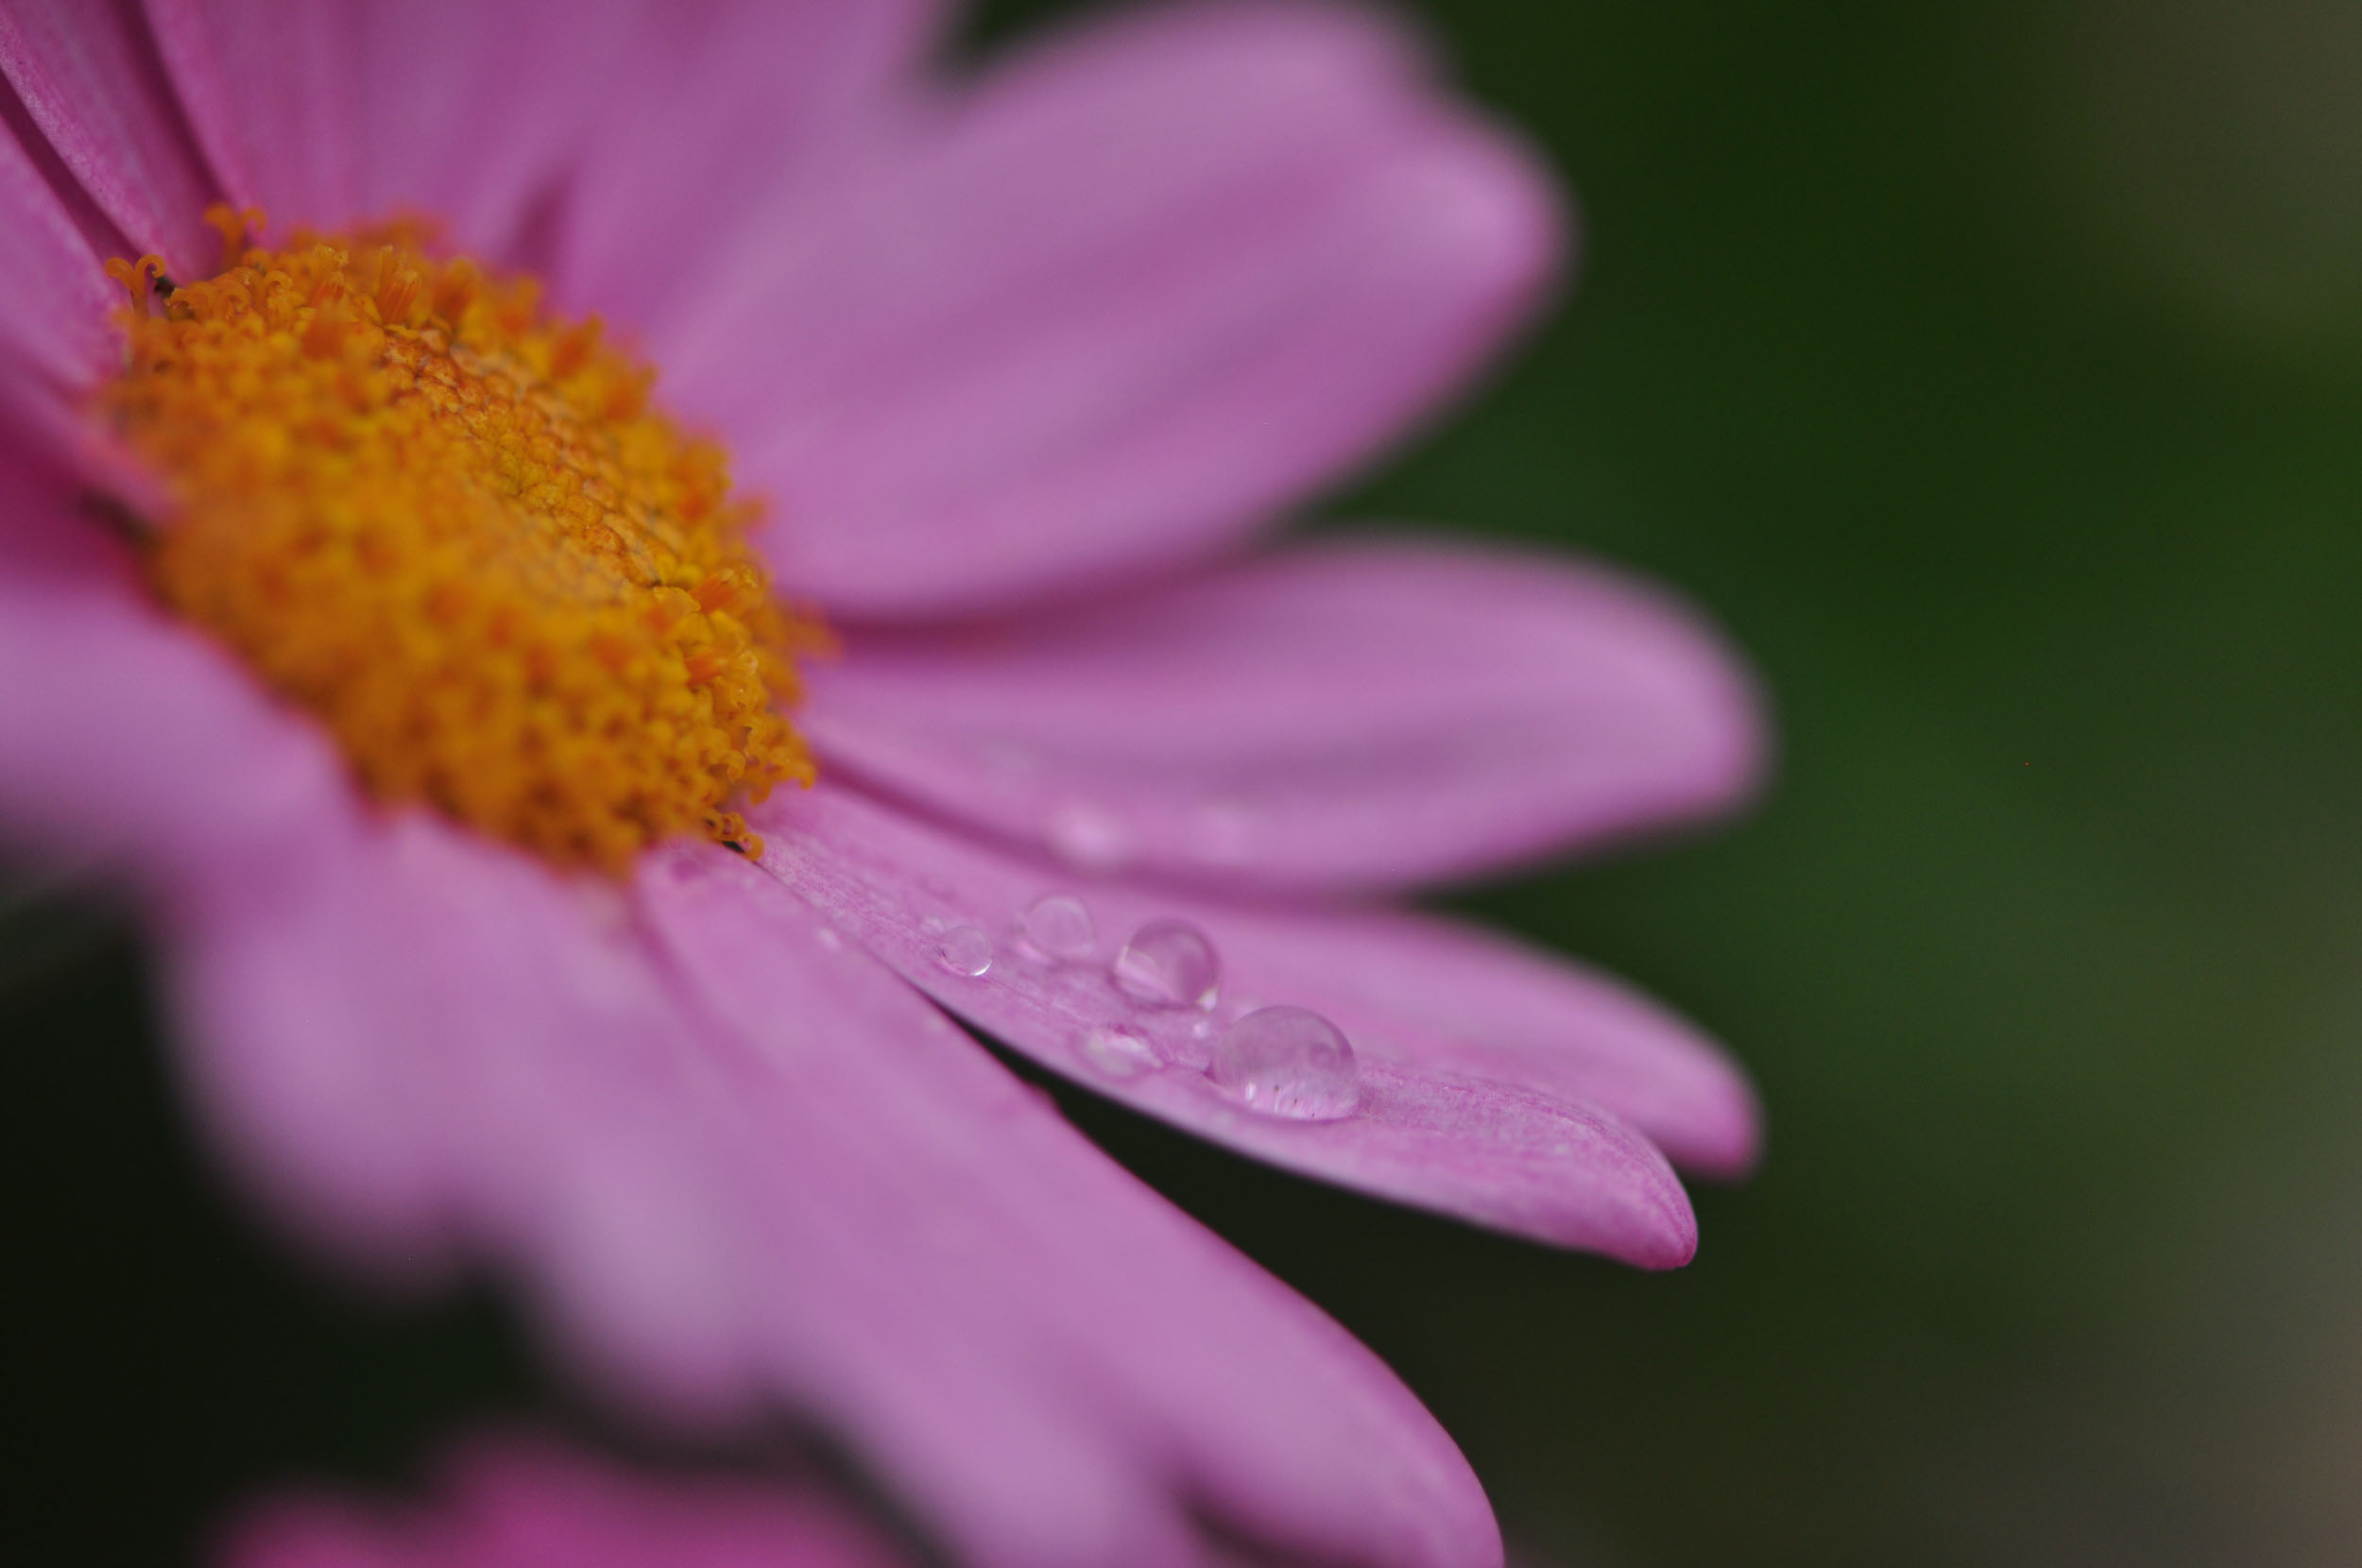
[99,209,821,874]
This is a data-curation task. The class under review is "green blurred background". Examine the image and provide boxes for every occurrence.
[12,1,2362,1562]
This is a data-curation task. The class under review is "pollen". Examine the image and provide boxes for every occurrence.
[99,210,822,873]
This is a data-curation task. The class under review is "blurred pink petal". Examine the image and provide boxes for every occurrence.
[0,107,116,407]
[547,0,950,329]
[660,0,1564,619]
[760,784,1703,1266]
[170,811,1496,1567]
[220,1435,911,1568]
[0,0,217,271]
[144,0,364,228]
[145,0,641,259]
[0,464,342,877]
[338,1,635,261]
[805,537,1765,893]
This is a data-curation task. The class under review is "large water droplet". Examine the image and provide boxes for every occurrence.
[1076,1024,1159,1080]
[1021,893,1096,960]
[933,923,993,978]
[1208,1006,1360,1120]
[1111,919,1221,1010]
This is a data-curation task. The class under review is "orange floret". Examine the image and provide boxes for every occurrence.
[100,209,824,873]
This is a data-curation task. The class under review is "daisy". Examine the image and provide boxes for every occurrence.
[0,2,1767,1565]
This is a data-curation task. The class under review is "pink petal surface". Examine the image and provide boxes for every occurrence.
[168,805,1498,1568]
[659,0,1563,620]
[0,481,344,879]
[758,785,1704,1266]
[806,537,1766,895]
[222,1435,910,1568]
[0,0,217,272]
[344,0,641,264]
[144,0,364,229]
[545,0,949,332]
[0,110,118,437]
[145,0,639,264]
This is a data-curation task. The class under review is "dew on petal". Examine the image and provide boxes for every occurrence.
[933,923,993,978]
[1208,1006,1361,1121]
[1165,1014,1218,1072]
[1111,918,1221,1011]
[1075,1024,1160,1081]
[814,925,844,952]
[1021,893,1097,961]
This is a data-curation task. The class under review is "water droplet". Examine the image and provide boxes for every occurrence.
[1045,799,1131,872]
[1076,1024,1160,1080]
[1111,919,1221,1010]
[814,926,844,952]
[1208,1006,1360,1120]
[1164,1014,1216,1072]
[1021,893,1096,960]
[933,923,992,978]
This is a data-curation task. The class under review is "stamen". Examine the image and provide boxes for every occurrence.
[99,220,824,873]
[101,254,168,316]
[201,201,266,268]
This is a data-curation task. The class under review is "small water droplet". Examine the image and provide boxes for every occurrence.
[1076,1024,1160,1080]
[1021,893,1096,960]
[1164,1014,1216,1072]
[1111,918,1221,1010]
[933,923,992,978]
[814,926,844,951]
[1208,1006,1360,1120]
[1045,799,1131,872]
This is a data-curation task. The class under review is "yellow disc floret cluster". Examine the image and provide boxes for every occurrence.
[99,211,822,873]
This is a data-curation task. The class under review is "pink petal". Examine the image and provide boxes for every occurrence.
[145,0,943,323]
[168,810,1498,1568]
[0,111,118,435]
[659,0,1563,620]
[144,0,638,263]
[0,504,346,880]
[758,784,1705,1267]
[341,1,641,261]
[805,537,1766,894]
[1170,902,1760,1180]
[545,0,950,332]
[143,0,364,230]
[221,1434,910,1568]
[0,0,218,272]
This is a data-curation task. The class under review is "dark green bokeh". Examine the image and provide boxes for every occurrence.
[11,2,2362,1563]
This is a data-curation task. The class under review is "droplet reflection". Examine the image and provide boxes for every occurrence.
[1111,918,1221,1010]
[1208,1005,1360,1120]
[1076,1024,1160,1080]
[933,923,993,978]
[1021,893,1097,960]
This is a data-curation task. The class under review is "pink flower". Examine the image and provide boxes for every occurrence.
[0,3,1766,1566]
[221,1433,912,1568]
